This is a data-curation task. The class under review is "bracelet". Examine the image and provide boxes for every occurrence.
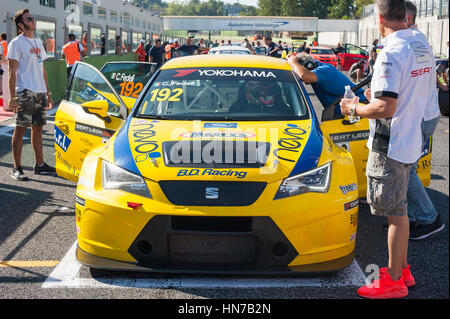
[11,96,18,100]
[46,92,52,95]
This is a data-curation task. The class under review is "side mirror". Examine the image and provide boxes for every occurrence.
[81,100,111,123]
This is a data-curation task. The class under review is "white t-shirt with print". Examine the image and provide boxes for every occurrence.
[368,29,435,164]
[7,34,48,93]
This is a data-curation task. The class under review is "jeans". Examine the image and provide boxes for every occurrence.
[407,116,440,225]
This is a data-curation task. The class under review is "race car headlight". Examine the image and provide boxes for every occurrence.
[274,162,332,200]
[102,160,152,198]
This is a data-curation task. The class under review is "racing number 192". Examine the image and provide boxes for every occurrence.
[119,81,143,98]
[150,88,183,102]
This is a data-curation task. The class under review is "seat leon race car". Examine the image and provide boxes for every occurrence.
[54,56,432,273]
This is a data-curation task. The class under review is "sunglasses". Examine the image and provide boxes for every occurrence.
[25,16,35,22]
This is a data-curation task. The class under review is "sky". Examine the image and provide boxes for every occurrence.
[163,0,260,7]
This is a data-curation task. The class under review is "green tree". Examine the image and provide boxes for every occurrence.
[258,0,282,16]
[281,0,301,16]
[354,0,374,18]
[298,0,332,18]
[327,0,356,19]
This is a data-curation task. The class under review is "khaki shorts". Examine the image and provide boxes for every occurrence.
[15,89,47,127]
[366,151,412,217]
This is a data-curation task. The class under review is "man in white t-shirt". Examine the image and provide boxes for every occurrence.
[8,8,55,181]
[340,0,435,299]
[404,0,444,240]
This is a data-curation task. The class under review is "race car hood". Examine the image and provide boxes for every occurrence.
[112,117,323,183]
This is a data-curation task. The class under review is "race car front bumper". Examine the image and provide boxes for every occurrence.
[76,215,355,274]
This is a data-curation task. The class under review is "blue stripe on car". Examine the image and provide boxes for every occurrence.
[288,112,323,177]
[113,121,141,176]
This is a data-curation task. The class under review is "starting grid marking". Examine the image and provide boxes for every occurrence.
[42,241,367,289]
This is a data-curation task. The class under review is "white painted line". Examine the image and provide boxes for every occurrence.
[43,241,366,289]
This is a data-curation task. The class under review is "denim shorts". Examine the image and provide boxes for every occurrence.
[15,89,47,127]
[366,151,412,217]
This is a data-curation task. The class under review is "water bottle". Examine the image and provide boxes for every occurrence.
[343,85,360,123]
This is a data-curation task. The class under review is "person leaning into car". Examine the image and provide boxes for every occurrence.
[7,8,56,181]
[286,52,368,115]
[340,0,435,299]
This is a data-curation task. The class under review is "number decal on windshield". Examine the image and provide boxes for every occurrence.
[150,88,183,102]
[119,81,143,98]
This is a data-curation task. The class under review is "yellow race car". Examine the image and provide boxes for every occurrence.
[54,56,432,273]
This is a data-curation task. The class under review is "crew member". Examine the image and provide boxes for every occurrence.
[62,33,85,76]
[340,0,436,299]
[287,52,367,115]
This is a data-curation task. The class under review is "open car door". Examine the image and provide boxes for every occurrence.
[339,44,368,71]
[54,62,128,182]
[319,83,432,198]
[54,61,157,183]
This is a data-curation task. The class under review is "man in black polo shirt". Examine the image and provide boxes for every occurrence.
[149,39,163,69]
[175,37,199,56]
[264,36,280,58]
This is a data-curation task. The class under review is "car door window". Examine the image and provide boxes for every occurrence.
[68,63,124,117]
[346,44,367,56]
[100,62,156,99]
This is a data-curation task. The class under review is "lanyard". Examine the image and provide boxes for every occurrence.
[23,36,42,60]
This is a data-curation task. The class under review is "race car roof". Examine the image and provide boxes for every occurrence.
[161,55,291,71]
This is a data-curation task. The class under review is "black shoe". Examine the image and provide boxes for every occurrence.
[410,215,445,240]
[33,162,56,175]
[11,167,29,181]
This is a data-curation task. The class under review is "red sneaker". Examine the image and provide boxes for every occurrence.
[357,269,408,299]
[379,265,415,287]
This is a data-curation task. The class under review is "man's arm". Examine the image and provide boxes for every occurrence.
[8,58,19,112]
[340,96,396,119]
[286,55,318,84]
[42,66,53,110]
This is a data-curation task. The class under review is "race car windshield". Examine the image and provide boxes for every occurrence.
[136,67,310,121]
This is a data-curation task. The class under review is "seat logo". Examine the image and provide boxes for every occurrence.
[205,187,219,199]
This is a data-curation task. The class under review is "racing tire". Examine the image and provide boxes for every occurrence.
[438,87,449,116]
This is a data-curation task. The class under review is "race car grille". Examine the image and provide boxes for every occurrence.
[128,216,298,273]
[159,181,266,206]
[162,140,271,168]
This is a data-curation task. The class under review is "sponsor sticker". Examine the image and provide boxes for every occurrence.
[75,195,85,207]
[339,183,358,195]
[54,126,71,152]
[204,123,238,129]
[177,168,247,179]
[345,198,359,211]
[179,131,256,139]
[329,130,370,143]
[350,211,358,227]
[75,123,115,139]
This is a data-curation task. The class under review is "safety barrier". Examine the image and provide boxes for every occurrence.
[44,53,137,104]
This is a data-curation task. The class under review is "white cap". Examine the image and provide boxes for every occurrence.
[169,39,174,43]
[140,39,146,44]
